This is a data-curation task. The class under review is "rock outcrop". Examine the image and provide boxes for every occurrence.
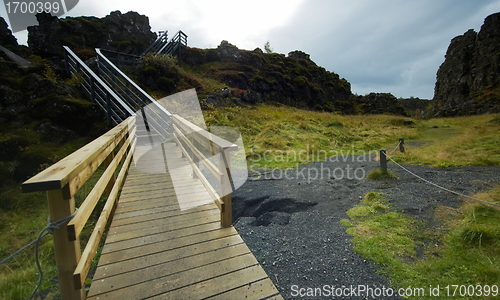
[433,12,500,116]
[0,17,18,49]
[354,93,407,116]
[28,11,156,57]
[0,17,105,185]
[176,41,354,113]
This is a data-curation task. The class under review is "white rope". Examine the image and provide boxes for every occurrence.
[0,208,79,299]
[382,152,500,208]
[387,140,402,155]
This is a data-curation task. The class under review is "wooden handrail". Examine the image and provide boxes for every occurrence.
[22,116,136,299]
[171,114,237,227]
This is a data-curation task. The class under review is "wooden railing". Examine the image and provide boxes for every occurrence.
[22,117,137,299]
[171,114,237,227]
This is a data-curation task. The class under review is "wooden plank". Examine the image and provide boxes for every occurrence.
[23,117,134,193]
[107,208,219,237]
[112,198,214,220]
[110,203,215,227]
[100,221,222,254]
[207,278,283,300]
[94,235,245,280]
[149,264,269,300]
[98,226,239,268]
[90,243,251,294]
[104,209,220,243]
[88,252,258,299]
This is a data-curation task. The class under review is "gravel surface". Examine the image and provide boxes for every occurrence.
[232,154,500,299]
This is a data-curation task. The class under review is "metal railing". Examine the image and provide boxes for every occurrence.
[140,30,168,56]
[97,49,140,69]
[96,48,172,143]
[63,46,135,126]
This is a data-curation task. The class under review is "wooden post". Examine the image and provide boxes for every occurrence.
[46,189,86,300]
[399,138,405,153]
[192,139,199,178]
[219,150,232,227]
[380,150,387,171]
[103,152,117,198]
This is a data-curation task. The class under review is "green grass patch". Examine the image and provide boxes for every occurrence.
[366,168,398,180]
[203,104,422,169]
[0,162,117,299]
[391,114,500,167]
[343,189,500,299]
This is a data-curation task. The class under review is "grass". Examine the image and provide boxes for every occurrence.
[343,190,500,299]
[391,114,500,167]
[203,104,421,169]
[366,168,398,180]
[0,164,114,299]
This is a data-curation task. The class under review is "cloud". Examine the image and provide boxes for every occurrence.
[267,0,500,99]
[3,0,500,99]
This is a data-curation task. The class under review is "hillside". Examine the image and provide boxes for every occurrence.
[433,12,500,116]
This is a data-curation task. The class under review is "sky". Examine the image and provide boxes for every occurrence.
[2,0,500,99]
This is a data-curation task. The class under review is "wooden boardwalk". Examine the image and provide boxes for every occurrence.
[87,143,283,299]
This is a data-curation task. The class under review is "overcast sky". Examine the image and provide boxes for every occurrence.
[2,0,500,99]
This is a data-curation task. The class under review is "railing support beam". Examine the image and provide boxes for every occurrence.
[46,189,86,300]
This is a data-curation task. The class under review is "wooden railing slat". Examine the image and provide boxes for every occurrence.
[172,124,223,181]
[172,114,238,152]
[22,118,134,194]
[172,132,224,211]
[67,126,136,241]
[73,136,137,289]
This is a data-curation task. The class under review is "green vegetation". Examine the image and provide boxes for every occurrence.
[0,166,112,299]
[391,114,500,167]
[203,104,420,169]
[366,168,398,180]
[343,190,500,299]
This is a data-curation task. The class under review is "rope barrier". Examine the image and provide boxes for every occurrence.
[382,150,500,208]
[0,208,79,300]
[387,140,402,155]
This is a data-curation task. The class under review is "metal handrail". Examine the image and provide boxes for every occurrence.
[63,46,135,126]
[96,48,173,140]
[141,30,168,57]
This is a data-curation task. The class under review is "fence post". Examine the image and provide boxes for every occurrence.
[220,150,232,227]
[399,138,405,153]
[380,150,387,171]
[192,138,199,178]
[46,189,86,300]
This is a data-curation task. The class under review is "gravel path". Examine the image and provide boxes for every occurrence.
[232,154,500,299]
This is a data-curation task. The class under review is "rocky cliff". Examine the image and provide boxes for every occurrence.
[28,11,156,57]
[0,16,107,185]
[433,12,500,116]
[175,42,355,113]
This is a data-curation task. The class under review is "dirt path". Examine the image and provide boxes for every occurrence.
[232,154,500,299]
